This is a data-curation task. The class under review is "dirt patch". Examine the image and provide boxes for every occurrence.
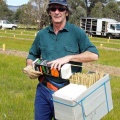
[0,48,28,58]
[83,62,120,76]
[0,48,120,76]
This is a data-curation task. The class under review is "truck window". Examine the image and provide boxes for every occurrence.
[116,24,120,30]
[3,21,6,24]
[6,21,11,24]
[110,24,115,30]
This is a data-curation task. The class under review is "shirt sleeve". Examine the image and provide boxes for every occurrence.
[27,32,41,61]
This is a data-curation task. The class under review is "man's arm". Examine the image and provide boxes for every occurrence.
[47,51,98,70]
[70,51,98,62]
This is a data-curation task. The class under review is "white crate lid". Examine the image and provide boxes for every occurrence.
[53,83,87,100]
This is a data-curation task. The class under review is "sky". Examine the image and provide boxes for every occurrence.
[6,0,120,6]
[6,0,29,6]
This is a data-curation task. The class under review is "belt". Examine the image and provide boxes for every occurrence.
[39,76,59,91]
[45,81,58,91]
[38,76,69,91]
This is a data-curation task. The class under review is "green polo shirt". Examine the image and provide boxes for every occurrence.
[27,22,99,83]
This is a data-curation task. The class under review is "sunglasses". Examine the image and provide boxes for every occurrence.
[49,7,67,12]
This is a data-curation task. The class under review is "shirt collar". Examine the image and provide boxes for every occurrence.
[48,22,69,33]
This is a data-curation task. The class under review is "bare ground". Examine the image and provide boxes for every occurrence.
[0,48,120,76]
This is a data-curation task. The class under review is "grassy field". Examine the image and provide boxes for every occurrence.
[0,29,120,120]
[0,54,37,120]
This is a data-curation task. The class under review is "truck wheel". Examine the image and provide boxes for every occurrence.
[107,34,113,39]
[12,27,16,30]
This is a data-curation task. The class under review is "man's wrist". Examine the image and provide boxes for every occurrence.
[68,55,75,62]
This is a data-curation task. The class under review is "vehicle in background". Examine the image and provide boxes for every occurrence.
[0,20,17,30]
[80,18,120,38]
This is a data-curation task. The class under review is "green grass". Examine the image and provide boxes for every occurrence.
[90,37,120,49]
[0,29,37,52]
[0,54,38,120]
[0,54,120,120]
[94,42,120,49]
[0,29,37,34]
[90,37,120,43]
[96,49,120,67]
[0,29,37,39]
[0,30,120,120]
[89,37,120,67]
[0,38,33,52]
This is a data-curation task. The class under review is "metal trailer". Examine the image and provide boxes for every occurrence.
[80,17,120,38]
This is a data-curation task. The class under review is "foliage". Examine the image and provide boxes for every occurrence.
[1,0,120,28]
[90,2,103,17]
[0,0,14,21]
[29,0,49,29]
[103,1,120,20]
[68,0,87,25]
[68,0,86,9]
[69,5,87,25]
[14,3,36,27]
[118,1,120,5]
[84,0,108,16]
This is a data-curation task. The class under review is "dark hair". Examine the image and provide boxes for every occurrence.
[46,5,71,21]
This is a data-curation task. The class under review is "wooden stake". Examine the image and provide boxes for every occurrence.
[3,44,5,51]
[100,44,103,48]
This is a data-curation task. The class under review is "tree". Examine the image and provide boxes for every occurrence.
[29,0,49,29]
[68,0,86,9]
[13,0,120,28]
[15,3,36,27]
[69,5,87,26]
[85,0,108,16]
[90,2,103,17]
[0,0,14,20]
[117,1,120,6]
[68,0,87,25]
[103,1,120,20]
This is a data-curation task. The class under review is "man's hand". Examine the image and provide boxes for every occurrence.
[23,65,43,79]
[47,56,72,70]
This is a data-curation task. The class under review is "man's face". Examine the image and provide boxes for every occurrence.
[49,4,68,24]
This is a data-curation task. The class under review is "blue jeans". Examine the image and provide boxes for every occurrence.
[34,83,56,120]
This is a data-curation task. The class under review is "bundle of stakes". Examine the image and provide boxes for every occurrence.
[69,71,105,88]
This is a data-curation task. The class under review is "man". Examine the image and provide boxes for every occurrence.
[23,0,99,120]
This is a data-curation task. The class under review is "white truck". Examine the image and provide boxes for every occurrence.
[0,20,17,30]
[80,18,120,38]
